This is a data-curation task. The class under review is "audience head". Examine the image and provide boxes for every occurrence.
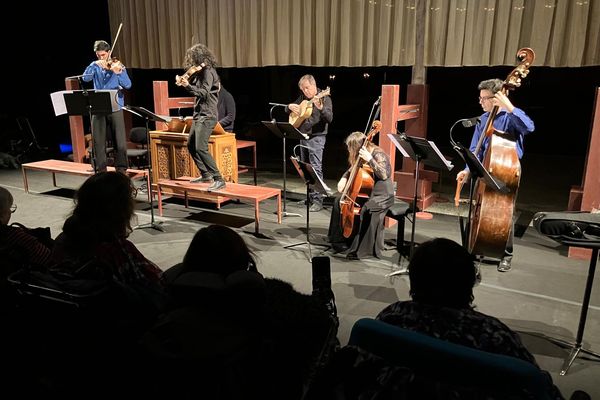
[68,172,135,239]
[0,186,14,225]
[183,224,256,276]
[408,238,477,309]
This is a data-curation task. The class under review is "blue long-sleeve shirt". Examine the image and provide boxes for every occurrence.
[82,62,131,109]
[469,108,535,161]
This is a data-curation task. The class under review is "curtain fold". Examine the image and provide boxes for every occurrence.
[107,0,599,68]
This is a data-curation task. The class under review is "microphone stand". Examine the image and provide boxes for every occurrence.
[363,96,382,134]
[122,106,165,232]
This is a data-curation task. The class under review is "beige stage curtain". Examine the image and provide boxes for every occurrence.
[108,0,599,69]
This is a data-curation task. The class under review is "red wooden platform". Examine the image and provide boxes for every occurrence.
[21,159,150,199]
[156,178,281,234]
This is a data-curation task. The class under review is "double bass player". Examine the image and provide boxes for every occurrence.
[456,78,535,272]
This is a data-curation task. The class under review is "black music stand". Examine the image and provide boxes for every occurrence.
[388,133,454,264]
[285,156,332,262]
[122,105,166,232]
[51,89,119,174]
[452,142,508,247]
[262,121,308,218]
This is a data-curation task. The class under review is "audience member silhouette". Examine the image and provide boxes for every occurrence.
[307,238,564,399]
[51,171,166,316]
[0,186,53,272]
[143,224,334,399]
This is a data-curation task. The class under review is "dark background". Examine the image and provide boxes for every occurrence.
[2,1,599,183]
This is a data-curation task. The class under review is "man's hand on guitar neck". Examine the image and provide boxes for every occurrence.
[314,98,323,110]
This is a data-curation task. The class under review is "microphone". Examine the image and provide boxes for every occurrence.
[269,102,288,107]
[461,116,480,128]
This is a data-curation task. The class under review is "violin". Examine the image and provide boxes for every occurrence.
[175,63,205,86]
[104,57,124,71]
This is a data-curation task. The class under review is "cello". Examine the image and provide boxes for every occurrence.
[465,48,535,258]
[339,120,382,238]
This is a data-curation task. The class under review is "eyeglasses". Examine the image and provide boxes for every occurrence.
[9,203,17,213]
[478,95,494,102]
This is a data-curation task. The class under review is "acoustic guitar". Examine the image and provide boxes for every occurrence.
[288,87,331,128]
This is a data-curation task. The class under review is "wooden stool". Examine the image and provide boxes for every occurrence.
[236,140,257,185]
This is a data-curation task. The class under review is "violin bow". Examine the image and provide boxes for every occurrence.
[108,22,124,60]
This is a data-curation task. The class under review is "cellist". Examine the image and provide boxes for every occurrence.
[327,131,395,260]
[456,79,535,272]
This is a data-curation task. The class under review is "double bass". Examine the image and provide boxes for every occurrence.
[339,120,382,238]
[460,48,535,258]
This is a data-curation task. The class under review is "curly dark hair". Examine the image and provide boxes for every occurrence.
[408,238,477,309]
[183,43,218,70]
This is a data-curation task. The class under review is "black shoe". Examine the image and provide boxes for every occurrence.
[346,252,359,261]
[309,203,323,212]
[190,175,214,184]
[207,179,226,191]
[497,258,511,272]
[331,243,349,254]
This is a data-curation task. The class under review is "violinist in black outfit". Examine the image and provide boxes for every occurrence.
[327,131,395,260]
[176,43,225,191]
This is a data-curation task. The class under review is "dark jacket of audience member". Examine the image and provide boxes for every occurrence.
[142,224,333,400]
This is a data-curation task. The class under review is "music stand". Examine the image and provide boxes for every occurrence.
[262,121,308,218]
[51,89,119,174]
[122,105,166,232]
[285,156,332,262]
[388,133,454,267]
[452,142,508,247]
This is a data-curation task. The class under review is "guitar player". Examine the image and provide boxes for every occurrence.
[286,74,333,212]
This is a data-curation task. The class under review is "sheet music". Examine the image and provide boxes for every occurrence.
[388,133,454,171]
[50,90,69,116]
[427,139,454,170]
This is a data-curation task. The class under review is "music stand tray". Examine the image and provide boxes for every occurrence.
[51,89,119,117]
[285,156,332,262]
[388,133,454,263]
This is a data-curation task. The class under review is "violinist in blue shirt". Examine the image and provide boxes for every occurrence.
[456,78,535,273]
[82,40,131,173]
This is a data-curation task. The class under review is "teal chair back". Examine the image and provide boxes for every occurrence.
[349,318,552,400]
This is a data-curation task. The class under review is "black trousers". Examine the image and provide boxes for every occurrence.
[91,110,128,172]
[188,117,222,180]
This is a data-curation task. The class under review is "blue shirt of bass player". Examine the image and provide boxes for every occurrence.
[469,104,534,161]
[82,40,132,173]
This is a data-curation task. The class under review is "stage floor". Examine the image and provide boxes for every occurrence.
[2,165,598,398]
